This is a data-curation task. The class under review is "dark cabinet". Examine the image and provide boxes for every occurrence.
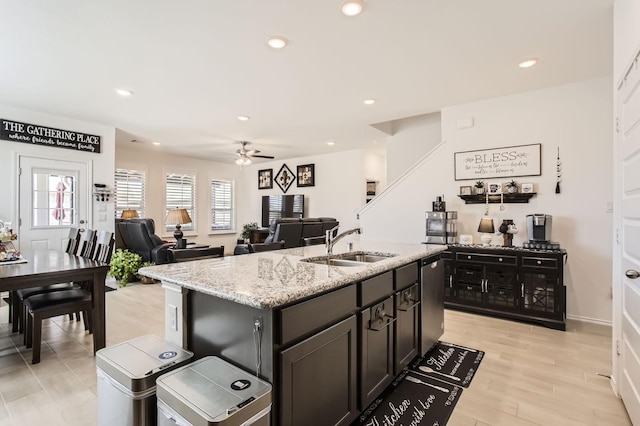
[280,315,358,426]
[394,284,420,373]
[444,246,566,330]
[359,296,394,409]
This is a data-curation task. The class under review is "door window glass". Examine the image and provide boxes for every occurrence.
[32,170,76,227]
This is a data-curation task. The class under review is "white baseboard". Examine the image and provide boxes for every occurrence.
[566,313,612,326]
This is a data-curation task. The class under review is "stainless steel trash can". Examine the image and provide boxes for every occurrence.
[157,356,272,426]
[96,334,194,426]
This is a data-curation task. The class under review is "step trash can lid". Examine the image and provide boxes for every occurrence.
[157,356,272,425]
[97,335,194,392]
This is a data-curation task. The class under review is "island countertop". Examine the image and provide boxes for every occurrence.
[139,241,447,309]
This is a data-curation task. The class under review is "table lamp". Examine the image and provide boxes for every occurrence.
[165,208,192,249]
[120,209,139,219]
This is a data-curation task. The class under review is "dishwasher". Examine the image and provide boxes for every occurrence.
[420,258,445,355]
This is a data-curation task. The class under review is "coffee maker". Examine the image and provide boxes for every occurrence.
[524,214,559,249]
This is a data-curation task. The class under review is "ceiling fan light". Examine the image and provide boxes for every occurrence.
[235,156,252,166]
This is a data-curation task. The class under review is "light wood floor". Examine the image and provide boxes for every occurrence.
[0,285,632,425]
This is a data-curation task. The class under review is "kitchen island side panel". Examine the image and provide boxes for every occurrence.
[188,291,275,383]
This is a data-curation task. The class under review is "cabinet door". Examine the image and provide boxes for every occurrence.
[394,284,420,374]
[484,265,518,311]
[521,269,560,318]
[280,315,358,426]
[359,297,394,409]
[455,264,484,306]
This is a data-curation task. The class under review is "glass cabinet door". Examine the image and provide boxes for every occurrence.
[521,270,559,317]
[455,264,484,306]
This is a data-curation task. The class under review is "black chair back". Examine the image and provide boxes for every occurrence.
[93,230,115,263]
[65,227,80,254]
[75,229,96,258]
[248,241,285,253]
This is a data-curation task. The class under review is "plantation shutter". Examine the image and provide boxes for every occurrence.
[165,173,196,231]
[114,169,145,218]
[211,179,235,231]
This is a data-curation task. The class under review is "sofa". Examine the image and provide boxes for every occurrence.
[262,217,339,249]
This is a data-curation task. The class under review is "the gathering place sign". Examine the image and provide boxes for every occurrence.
[1,118,101,153]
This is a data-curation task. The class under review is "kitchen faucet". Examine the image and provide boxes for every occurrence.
[326,225,361,255]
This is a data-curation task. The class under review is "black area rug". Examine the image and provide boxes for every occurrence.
[353,341,484,426]
[409,341,485,388]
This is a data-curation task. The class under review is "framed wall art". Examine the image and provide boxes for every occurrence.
[521,183,534,193]
[258,169,273,190]
[487,182,502,194]
[454,143,541,181]
[459,185,472,195]
[297,164,315,187]
[275,163,295,193]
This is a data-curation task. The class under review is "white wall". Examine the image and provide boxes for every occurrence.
[0,104,116,245]
[386,112,441,182]
[116,144,243,255]
[239,150,377,231]
[360,77,613,323]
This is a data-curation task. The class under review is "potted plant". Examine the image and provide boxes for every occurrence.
[108,248,143,286]
[474,180,485,195]
[505,179,519,193]
[138,261,156,284]
[241,222,259,243]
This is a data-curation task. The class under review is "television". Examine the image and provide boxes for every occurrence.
[262,194,304,227]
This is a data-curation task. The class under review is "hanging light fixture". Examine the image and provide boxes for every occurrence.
[235,155,253,166]
[477,192,494,246]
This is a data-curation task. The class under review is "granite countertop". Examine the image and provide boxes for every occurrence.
[139,240,447,309]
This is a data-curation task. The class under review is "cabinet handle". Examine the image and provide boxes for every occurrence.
[398,301,421,312]
[499,258,503,262]
[449,275,453,288]
[369,316,397,331]
[537,260,542,265]
[521,283,524,298]
[467,255,472,260]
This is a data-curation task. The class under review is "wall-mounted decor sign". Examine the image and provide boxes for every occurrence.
[275,163,295,193]
[296,164,315,187]
[1,118,101,153]
[258,169,273,190]
[454,143,540,181]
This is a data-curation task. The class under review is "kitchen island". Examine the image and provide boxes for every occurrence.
[139,241,447,425]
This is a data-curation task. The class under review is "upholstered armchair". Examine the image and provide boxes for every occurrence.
[115,218,173,264]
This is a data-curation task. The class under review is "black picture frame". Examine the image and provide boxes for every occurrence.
[296,164,315,187]
[275,163,295,193]
[258,169,273,190]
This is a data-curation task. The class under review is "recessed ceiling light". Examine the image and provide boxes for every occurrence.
[518,58,538,68]
[364,98,376,105]
[267,36,288,49]
[237,115,250,121]
[327,141,336,146]
[341,1,364,16]
[152,141,161,146]
[115,88,133,97]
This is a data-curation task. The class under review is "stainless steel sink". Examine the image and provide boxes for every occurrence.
[300,252,397,267]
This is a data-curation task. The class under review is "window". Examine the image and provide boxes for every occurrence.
[211,179,235,231]
[165,173,195,232]
[32,170,77,227]
[114,169,145,218]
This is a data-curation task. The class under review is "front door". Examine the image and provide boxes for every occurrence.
[615,48,640,424]
[18,156,90,250]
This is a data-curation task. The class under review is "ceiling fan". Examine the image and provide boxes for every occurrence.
[235,141,274,166]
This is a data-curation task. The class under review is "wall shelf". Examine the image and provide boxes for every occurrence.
[458,192,536,204]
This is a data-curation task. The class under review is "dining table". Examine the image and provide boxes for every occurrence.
[0,249,109,353]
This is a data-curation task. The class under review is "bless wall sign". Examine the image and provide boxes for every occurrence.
[0,118,101,153]
[454,143,541,181]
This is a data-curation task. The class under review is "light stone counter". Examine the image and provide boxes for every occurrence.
[139,240,446,309]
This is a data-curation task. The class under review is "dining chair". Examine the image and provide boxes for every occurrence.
[23,230,114,364]
[11,227,83,332]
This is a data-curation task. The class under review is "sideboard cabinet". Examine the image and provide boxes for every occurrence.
[443,245,567,330]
